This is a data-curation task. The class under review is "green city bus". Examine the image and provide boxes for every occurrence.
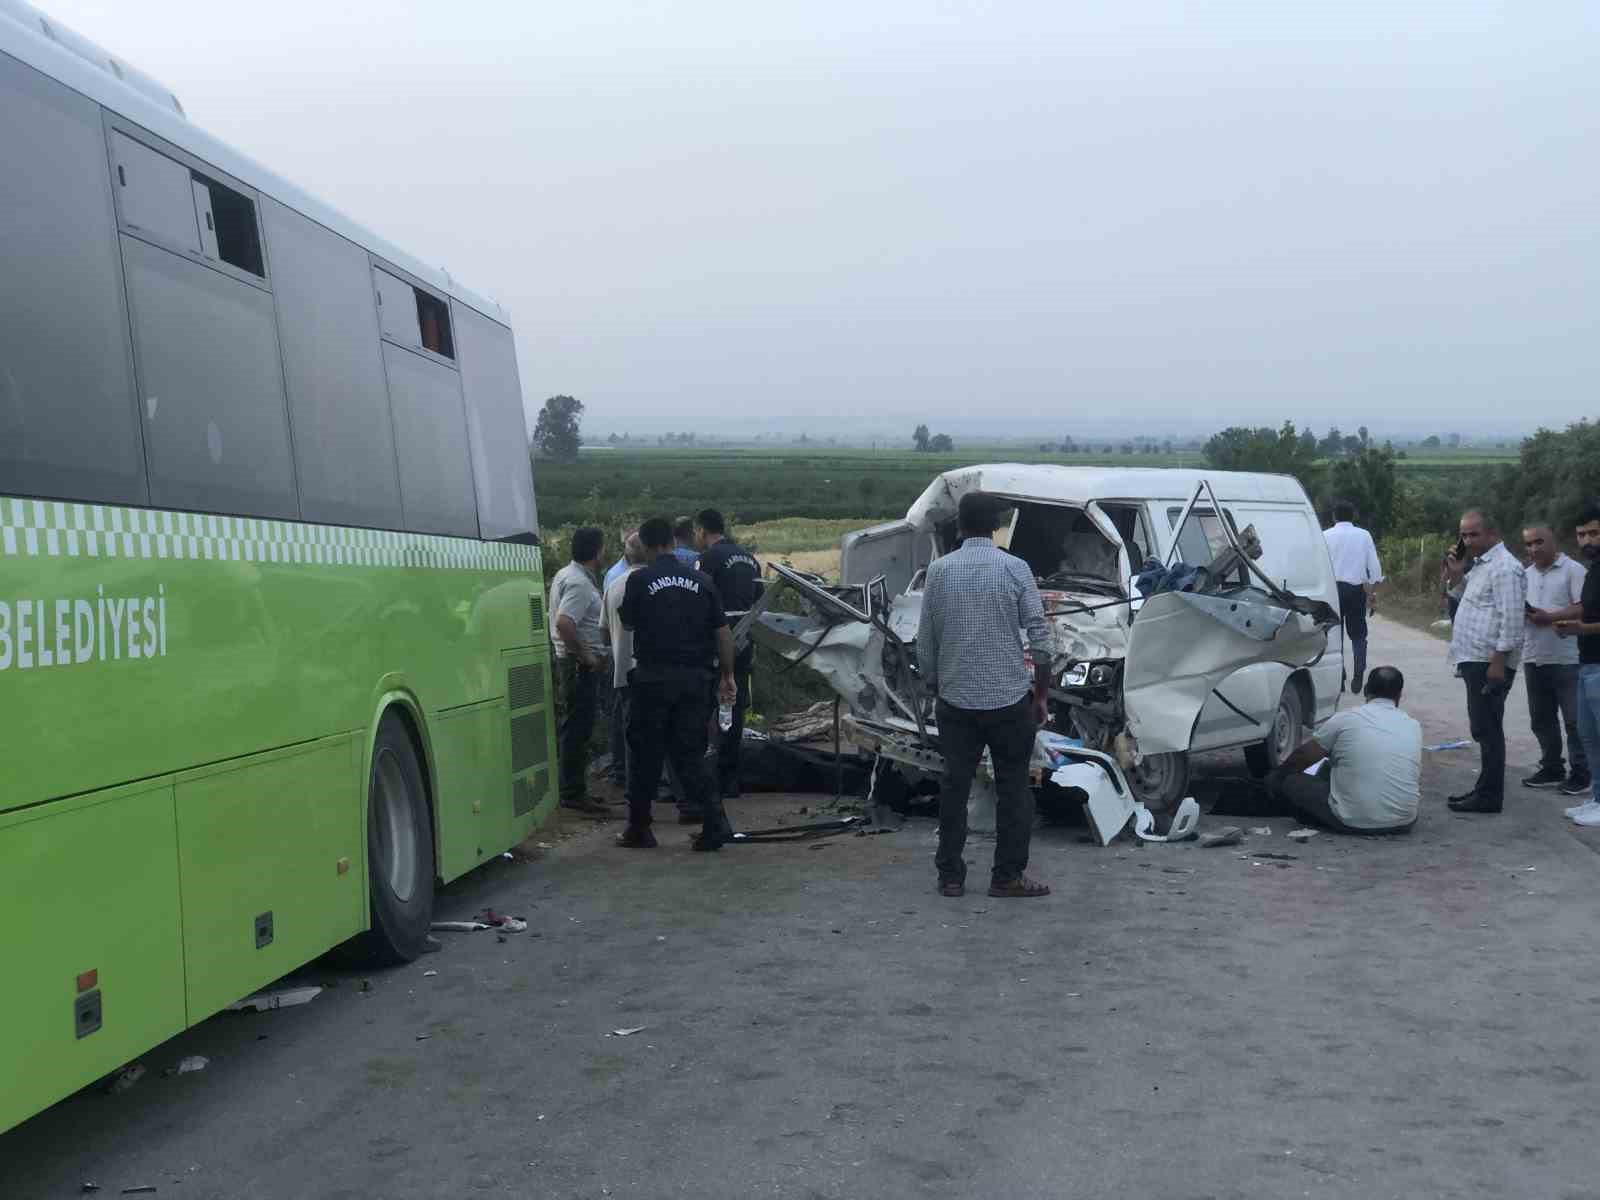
[1,3,556,1132]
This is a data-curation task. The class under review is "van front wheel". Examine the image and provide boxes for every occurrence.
[1244,684,1304,778]
[1128,751,1189,812]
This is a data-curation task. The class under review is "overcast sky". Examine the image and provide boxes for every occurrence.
[40,1,1600,439]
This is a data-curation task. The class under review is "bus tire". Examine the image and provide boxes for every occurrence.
[356,712,436,964]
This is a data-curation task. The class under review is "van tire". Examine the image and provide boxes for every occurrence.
[1244,684,1304,778]
[1128,751,1189,811]
[352,712,436,965]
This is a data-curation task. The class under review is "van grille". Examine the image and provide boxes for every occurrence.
[507,663,544,710]
[510,712,548,773]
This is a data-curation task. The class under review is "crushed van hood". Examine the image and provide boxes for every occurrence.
[1120,589,1330,754]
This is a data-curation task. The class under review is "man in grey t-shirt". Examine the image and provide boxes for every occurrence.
[1268,666,1421,833]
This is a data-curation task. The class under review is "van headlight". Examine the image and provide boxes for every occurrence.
[1060,661,1115,688]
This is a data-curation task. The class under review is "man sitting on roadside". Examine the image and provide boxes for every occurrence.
[1268,666,1421,834]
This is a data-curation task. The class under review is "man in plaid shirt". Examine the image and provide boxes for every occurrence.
[917,493,1055,898]
[1444,508,1528,813]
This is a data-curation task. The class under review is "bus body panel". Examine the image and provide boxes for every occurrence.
[173,734,363,1023]
[0,780,187,1134]
[0,499,541,814]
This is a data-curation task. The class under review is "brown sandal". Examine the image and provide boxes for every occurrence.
[988,875,1050,898]
[937,881,964,897]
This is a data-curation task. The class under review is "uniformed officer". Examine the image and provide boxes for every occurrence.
[694,508,765,799]
[617,516,738,850]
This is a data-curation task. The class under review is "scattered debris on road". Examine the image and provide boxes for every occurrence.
[1200,827,1244,848]
[1251,852,1299,862]
[1249,827,1273,836]
[102,1064,145,1095]
[1425,739,1472,751]
[422,970,438,978]
[1134,797,1200,842]
[173,1056,207,1075]
[608,1026,647,1038]
[227,986,322,1013]
[479,908,528,932]
[1286,828,1318,842]
[430,921,490,933]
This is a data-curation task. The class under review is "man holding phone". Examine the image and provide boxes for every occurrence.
[1555,506,1600,824]
[1444,509,1527,814]
[1520,522,1589,796]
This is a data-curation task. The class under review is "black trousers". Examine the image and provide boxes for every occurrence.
[1269,768,1413,835]
[1337,582,1369,685]
[934,696,1037,886]
[608,683,632,788]
[626,669,731,840]
[556,656,600,802]
[1460,661,1517,802]
[715,647,753,796]
[1525,662,1588,777]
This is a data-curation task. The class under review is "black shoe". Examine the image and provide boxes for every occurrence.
[690,832,726,852]
[1350,673,1364,695]
[615,826,658,848]
[1446,790,1480,807]
[1561,774,1593,797]
[1452,796,1503,814]
[1523,767,1566,789]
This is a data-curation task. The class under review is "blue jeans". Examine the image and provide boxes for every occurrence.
[1577,666,1600,803]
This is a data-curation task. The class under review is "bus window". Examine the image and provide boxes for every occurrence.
[0,54,146,504]
[454,303,537,540]
[374,266,455,361]
[122,236,298,519]
[260,196,404,530]
[191,173,264,277]
[382,344,478,537]
[110,131,202,255]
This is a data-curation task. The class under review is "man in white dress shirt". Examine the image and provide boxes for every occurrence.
[1324,501,1384,694]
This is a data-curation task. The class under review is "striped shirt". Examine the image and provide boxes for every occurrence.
[1449,541,1526,667]
[916,537,1054,710]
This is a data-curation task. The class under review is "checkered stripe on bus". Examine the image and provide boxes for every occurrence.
[0,498,540,573]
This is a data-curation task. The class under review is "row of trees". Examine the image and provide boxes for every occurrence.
[911,424,954,453]
[1202,418,1598,540]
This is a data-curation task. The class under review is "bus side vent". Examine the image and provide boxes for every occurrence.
[74,990,103,1040]
[528,595,544,641]
[512,770,545,816]
[507,664,545,711]
[510,713,549,773]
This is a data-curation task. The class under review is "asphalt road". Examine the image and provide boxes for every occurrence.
[8,616,1600,1199]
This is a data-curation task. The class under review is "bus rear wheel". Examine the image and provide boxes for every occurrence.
[356,712,436,964]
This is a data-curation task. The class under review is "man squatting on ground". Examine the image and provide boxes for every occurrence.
[1444,508,1527,815]
[1323,501,1383,694]
[616,517,738,851]
[1519,521,1590,797]
[694,508,764,800]
[1555,506,1600,826]
[918,493,1053,899]
[1269,666,1421,834]
[549,526,610,816]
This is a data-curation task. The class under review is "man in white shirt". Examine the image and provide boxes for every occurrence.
[1519,522,1590,794]
[549,527,610,816]
[601,532,647,799]
[1323,501,1384,694]
[1443,508,1527,813]
[1269,666,1421,833]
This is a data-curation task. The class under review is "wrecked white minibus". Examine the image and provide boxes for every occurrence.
[742,465,1343,814]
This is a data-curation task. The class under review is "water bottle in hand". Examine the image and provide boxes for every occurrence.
[718,702,734,732]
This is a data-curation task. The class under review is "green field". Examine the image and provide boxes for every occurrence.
[531,444,1515,532]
